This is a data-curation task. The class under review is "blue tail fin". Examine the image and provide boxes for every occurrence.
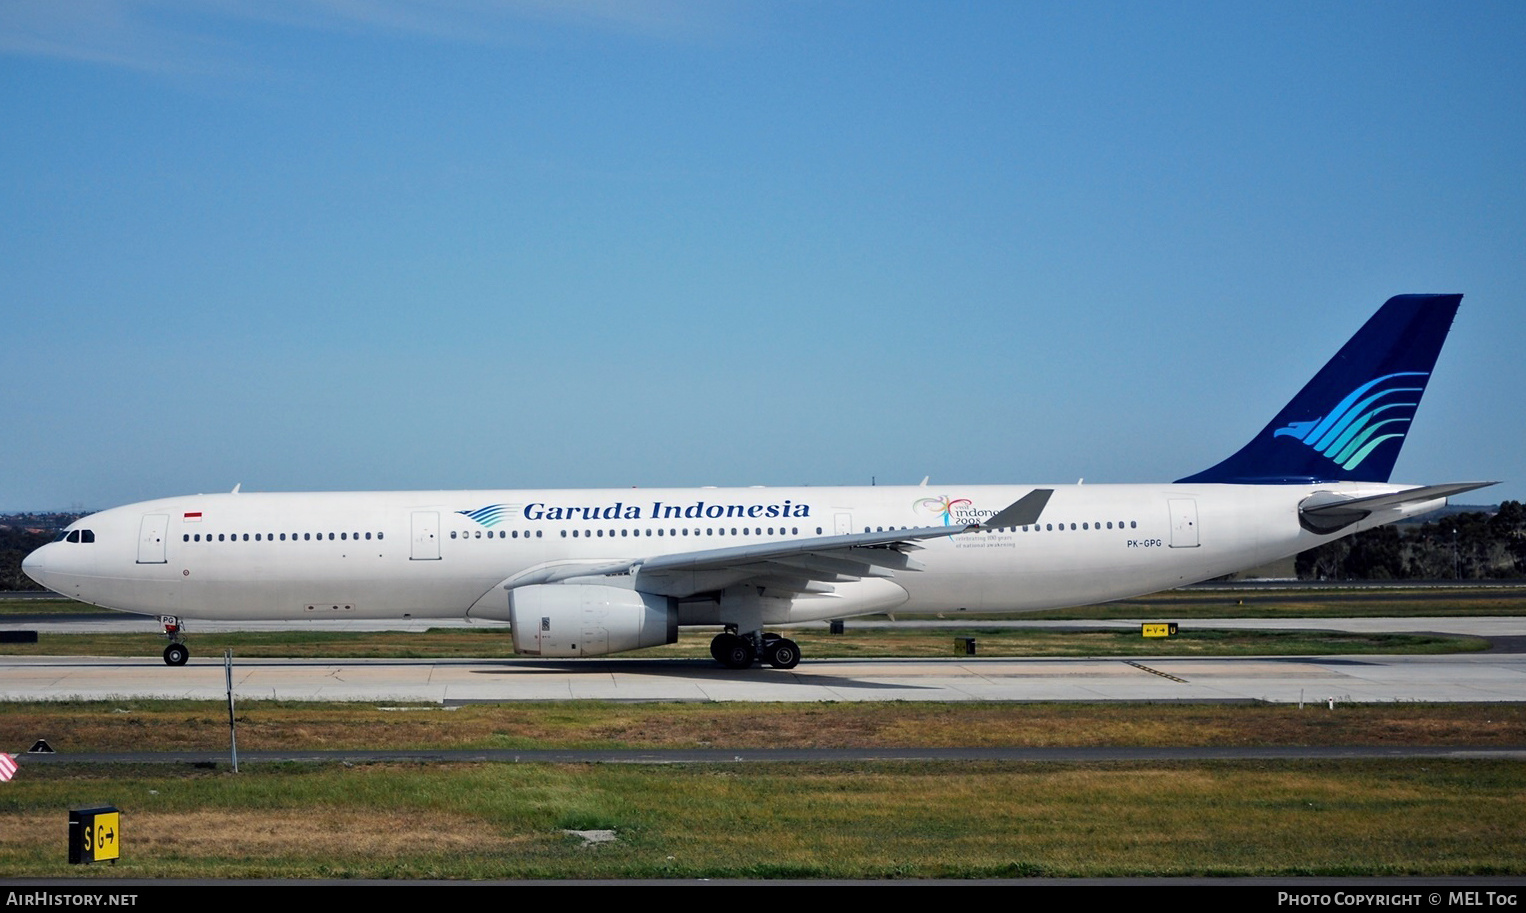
[1176,294,1461,485]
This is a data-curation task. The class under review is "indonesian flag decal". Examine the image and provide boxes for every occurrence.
[0,752,17,782]
[184,511,203,522]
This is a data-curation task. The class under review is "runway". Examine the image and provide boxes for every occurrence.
[4,650,1524,703]
[5,604,1525,703]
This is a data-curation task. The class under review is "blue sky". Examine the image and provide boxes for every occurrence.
[3,1,1522,510]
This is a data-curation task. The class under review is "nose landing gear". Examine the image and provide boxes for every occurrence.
[159,616,189,666]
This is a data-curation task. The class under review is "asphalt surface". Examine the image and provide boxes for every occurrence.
[3,647,1525,703]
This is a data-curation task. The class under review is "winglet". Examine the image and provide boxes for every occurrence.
[981,489,1054,529]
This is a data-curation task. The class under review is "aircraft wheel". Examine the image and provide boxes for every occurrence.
[765,638,800,670]
[711,633,754,669]
[163,643,189,666]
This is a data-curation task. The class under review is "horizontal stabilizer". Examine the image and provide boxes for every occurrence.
[1298,481,1497,534]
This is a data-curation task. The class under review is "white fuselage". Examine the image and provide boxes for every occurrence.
[24,481,1440,628]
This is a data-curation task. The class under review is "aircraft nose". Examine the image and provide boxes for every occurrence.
[21,546,47,589]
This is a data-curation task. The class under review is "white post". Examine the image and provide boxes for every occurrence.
[225,649,238,773]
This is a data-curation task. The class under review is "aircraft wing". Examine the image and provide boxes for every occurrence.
[505,489,1054,598]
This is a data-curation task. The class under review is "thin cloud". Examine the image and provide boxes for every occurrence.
[0,1,234,73]
[0,0,742,73]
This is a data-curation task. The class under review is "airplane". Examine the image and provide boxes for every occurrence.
[23,293,1494,669]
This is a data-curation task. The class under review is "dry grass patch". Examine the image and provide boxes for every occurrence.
[0,760,1521,877]
[0,808,515,858]
[4,701,1525,753]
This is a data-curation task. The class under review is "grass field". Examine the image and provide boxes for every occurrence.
[1,700,1524,879]
[1,758,1521,878]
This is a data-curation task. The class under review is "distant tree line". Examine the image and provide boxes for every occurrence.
[1296,501,1526,580]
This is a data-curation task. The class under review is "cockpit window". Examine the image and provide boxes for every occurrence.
[81,530,95,543]
[61,529,96,543]
[54,530,69,542]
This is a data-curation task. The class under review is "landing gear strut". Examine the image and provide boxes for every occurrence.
[709,630,800,670]
[160,615,189,666]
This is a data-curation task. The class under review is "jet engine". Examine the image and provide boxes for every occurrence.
[508,584,678,657]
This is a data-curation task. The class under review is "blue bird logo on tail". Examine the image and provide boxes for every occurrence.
[1271,371,1428,470]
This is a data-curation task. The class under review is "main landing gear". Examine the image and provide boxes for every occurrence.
[160,615,189,666]
[709,630,800,670]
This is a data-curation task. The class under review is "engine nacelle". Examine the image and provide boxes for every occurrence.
[509,584,678,657]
